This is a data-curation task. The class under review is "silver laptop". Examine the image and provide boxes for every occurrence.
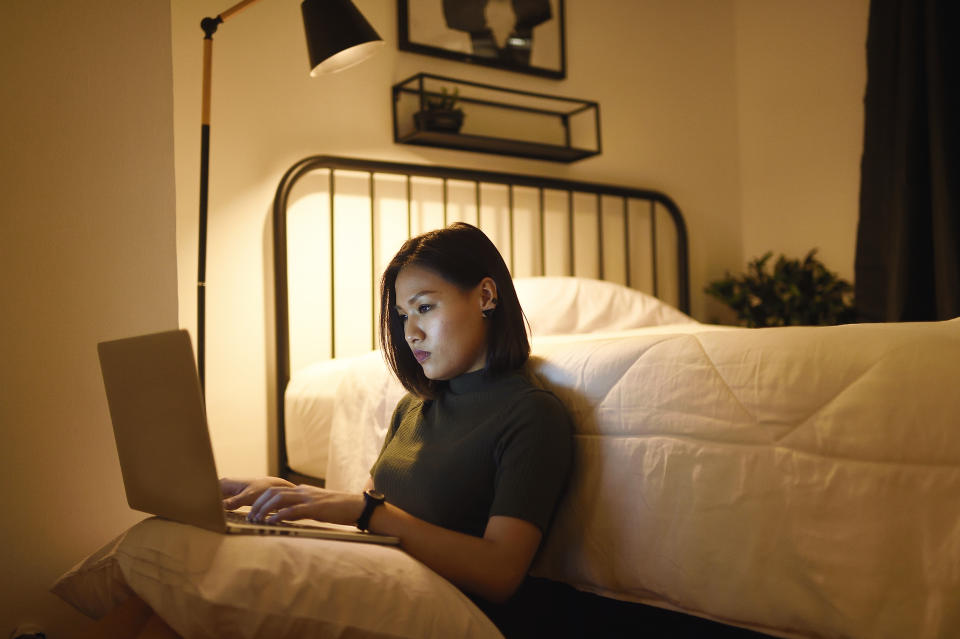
[97,329,399,545]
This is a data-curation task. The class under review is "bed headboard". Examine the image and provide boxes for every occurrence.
[271,155,689,483]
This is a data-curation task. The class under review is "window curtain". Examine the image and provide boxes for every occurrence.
[855,0,959,322]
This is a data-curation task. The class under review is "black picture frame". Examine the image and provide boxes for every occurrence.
[397,0,566,80]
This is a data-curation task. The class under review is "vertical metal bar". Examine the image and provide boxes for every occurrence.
[329,169,336,358]
[650,200,659,298]
[594,103,602,154]
[406,174,412,238]
[539,188,546,276]
[596,193,604,280]
[475,181,481,227]
[442,178,448,227]
[567,190,574,276]
[623,197,631,288]
[508,184,515,275]
[370,172,376,351]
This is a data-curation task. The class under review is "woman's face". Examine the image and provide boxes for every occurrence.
[394,264,495,380]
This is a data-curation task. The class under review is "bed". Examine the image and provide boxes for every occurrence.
[54,157,960,639]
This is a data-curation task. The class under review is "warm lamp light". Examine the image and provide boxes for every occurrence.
[196,0,382,394]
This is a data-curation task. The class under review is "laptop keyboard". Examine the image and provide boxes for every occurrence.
[225,510,292,527]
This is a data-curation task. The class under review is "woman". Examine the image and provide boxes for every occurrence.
[222,222,574,630]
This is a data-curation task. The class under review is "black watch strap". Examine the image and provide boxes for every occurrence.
[356,489,385,531]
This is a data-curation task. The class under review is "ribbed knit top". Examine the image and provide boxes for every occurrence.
[370,368,574,538]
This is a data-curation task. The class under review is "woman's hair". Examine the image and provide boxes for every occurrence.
[379,222,529,398]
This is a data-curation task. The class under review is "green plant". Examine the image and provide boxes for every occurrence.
[424,87,461,112]
[705,249,856,327]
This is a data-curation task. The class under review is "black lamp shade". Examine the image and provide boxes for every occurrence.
[302,0,383,76]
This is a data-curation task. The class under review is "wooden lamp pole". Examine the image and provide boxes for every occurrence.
[195,0,382,395]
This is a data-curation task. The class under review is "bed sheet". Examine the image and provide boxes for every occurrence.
[287,319,960,639]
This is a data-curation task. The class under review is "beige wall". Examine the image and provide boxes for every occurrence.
[0,0,866,633]
[171,0,751,477]
[170,0,866,472]
[735,0,868,283]
[0,2,178,636]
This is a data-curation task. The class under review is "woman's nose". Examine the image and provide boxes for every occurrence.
[405,319,423,343]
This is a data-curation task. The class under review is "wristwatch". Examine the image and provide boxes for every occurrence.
[356,489,386,531]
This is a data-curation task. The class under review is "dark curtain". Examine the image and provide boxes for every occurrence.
[855,0,960,321]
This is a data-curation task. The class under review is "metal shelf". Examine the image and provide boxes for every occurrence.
[392,73,601,163]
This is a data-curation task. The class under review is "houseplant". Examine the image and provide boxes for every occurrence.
[414,87,464,134]
[705,249,856,327]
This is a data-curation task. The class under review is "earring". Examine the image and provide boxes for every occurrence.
[482,298,497,319]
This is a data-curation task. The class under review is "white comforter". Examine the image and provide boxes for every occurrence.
[285,319,960,639]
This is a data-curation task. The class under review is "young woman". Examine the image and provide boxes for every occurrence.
[222,222,574,631]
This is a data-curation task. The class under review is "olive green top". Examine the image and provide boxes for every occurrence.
[370,368,574,538]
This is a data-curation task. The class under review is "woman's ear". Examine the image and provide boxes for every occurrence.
[479,277,498,312]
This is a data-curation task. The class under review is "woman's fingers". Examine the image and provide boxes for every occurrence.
[267,502,311,524]
[221,477,296,511]
[249,486,298,521]
[248,485,324,522]
[243,484,359,525]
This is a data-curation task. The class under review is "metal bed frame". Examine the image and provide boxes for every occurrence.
[271,155,689,484]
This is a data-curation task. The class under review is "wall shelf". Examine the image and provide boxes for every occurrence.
[392,73,601,163]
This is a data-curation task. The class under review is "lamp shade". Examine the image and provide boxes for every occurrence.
[302,0,383,76]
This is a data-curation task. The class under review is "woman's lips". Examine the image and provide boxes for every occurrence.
[414,350,430,363]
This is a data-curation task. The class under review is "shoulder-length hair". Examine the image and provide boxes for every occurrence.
[379,222,529,399]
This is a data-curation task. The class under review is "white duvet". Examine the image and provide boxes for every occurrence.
[285,319,960,639]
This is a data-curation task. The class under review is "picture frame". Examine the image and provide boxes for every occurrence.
[397,0,566,80]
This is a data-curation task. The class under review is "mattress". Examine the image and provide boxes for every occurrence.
[285,319,960,639]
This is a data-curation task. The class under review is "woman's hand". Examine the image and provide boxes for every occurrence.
[248,484,364,526]
[220,476,295,511]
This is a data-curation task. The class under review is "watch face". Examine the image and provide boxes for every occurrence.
[366,489,385,502]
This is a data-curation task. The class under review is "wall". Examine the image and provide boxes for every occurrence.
[735,0,869,282]
[171,0,866,476]
[171,0,747,477]
[0,2,178,636]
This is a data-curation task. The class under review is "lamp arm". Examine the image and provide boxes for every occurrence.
[196,0,265,396]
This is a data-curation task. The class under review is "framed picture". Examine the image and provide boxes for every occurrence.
[397,0,566,79]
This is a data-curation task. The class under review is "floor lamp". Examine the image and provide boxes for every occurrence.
[197,0,383,394]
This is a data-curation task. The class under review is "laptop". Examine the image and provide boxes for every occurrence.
[97,329,399,545]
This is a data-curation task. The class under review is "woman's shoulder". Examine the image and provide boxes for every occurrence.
[500,372,573,431]
[390,392,428,427]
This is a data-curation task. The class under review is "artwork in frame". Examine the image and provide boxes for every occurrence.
[398,0,566,79]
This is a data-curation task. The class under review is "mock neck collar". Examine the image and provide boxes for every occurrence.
[447,368,492,395]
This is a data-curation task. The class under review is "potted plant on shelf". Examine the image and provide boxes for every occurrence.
[705,249,856,327]
[414,87,465,134]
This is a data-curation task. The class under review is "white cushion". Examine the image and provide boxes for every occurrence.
[52,517,502,639]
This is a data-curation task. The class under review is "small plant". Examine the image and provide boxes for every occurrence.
[424,87,461,112]
[705,249,856,327]
[415,86,465,133]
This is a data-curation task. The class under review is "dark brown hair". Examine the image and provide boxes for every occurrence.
[379,223,529,398]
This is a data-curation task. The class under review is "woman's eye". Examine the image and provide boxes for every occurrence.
[397,313,408,322]
[418,304,432,314]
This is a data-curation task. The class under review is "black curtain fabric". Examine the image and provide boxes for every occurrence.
[855,0,960,321]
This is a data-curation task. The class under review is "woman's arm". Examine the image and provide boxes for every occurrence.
[243,481,541,603]
[373,505,542,604]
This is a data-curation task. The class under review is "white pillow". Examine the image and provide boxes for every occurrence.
[52,517,502,639]
[512,277,695,336]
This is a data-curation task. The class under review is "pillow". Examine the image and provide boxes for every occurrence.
[52,517,503,639]
[512,277,695,336]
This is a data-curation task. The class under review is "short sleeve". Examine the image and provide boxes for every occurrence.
[373,394,418,471]
[489,390,574,533]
